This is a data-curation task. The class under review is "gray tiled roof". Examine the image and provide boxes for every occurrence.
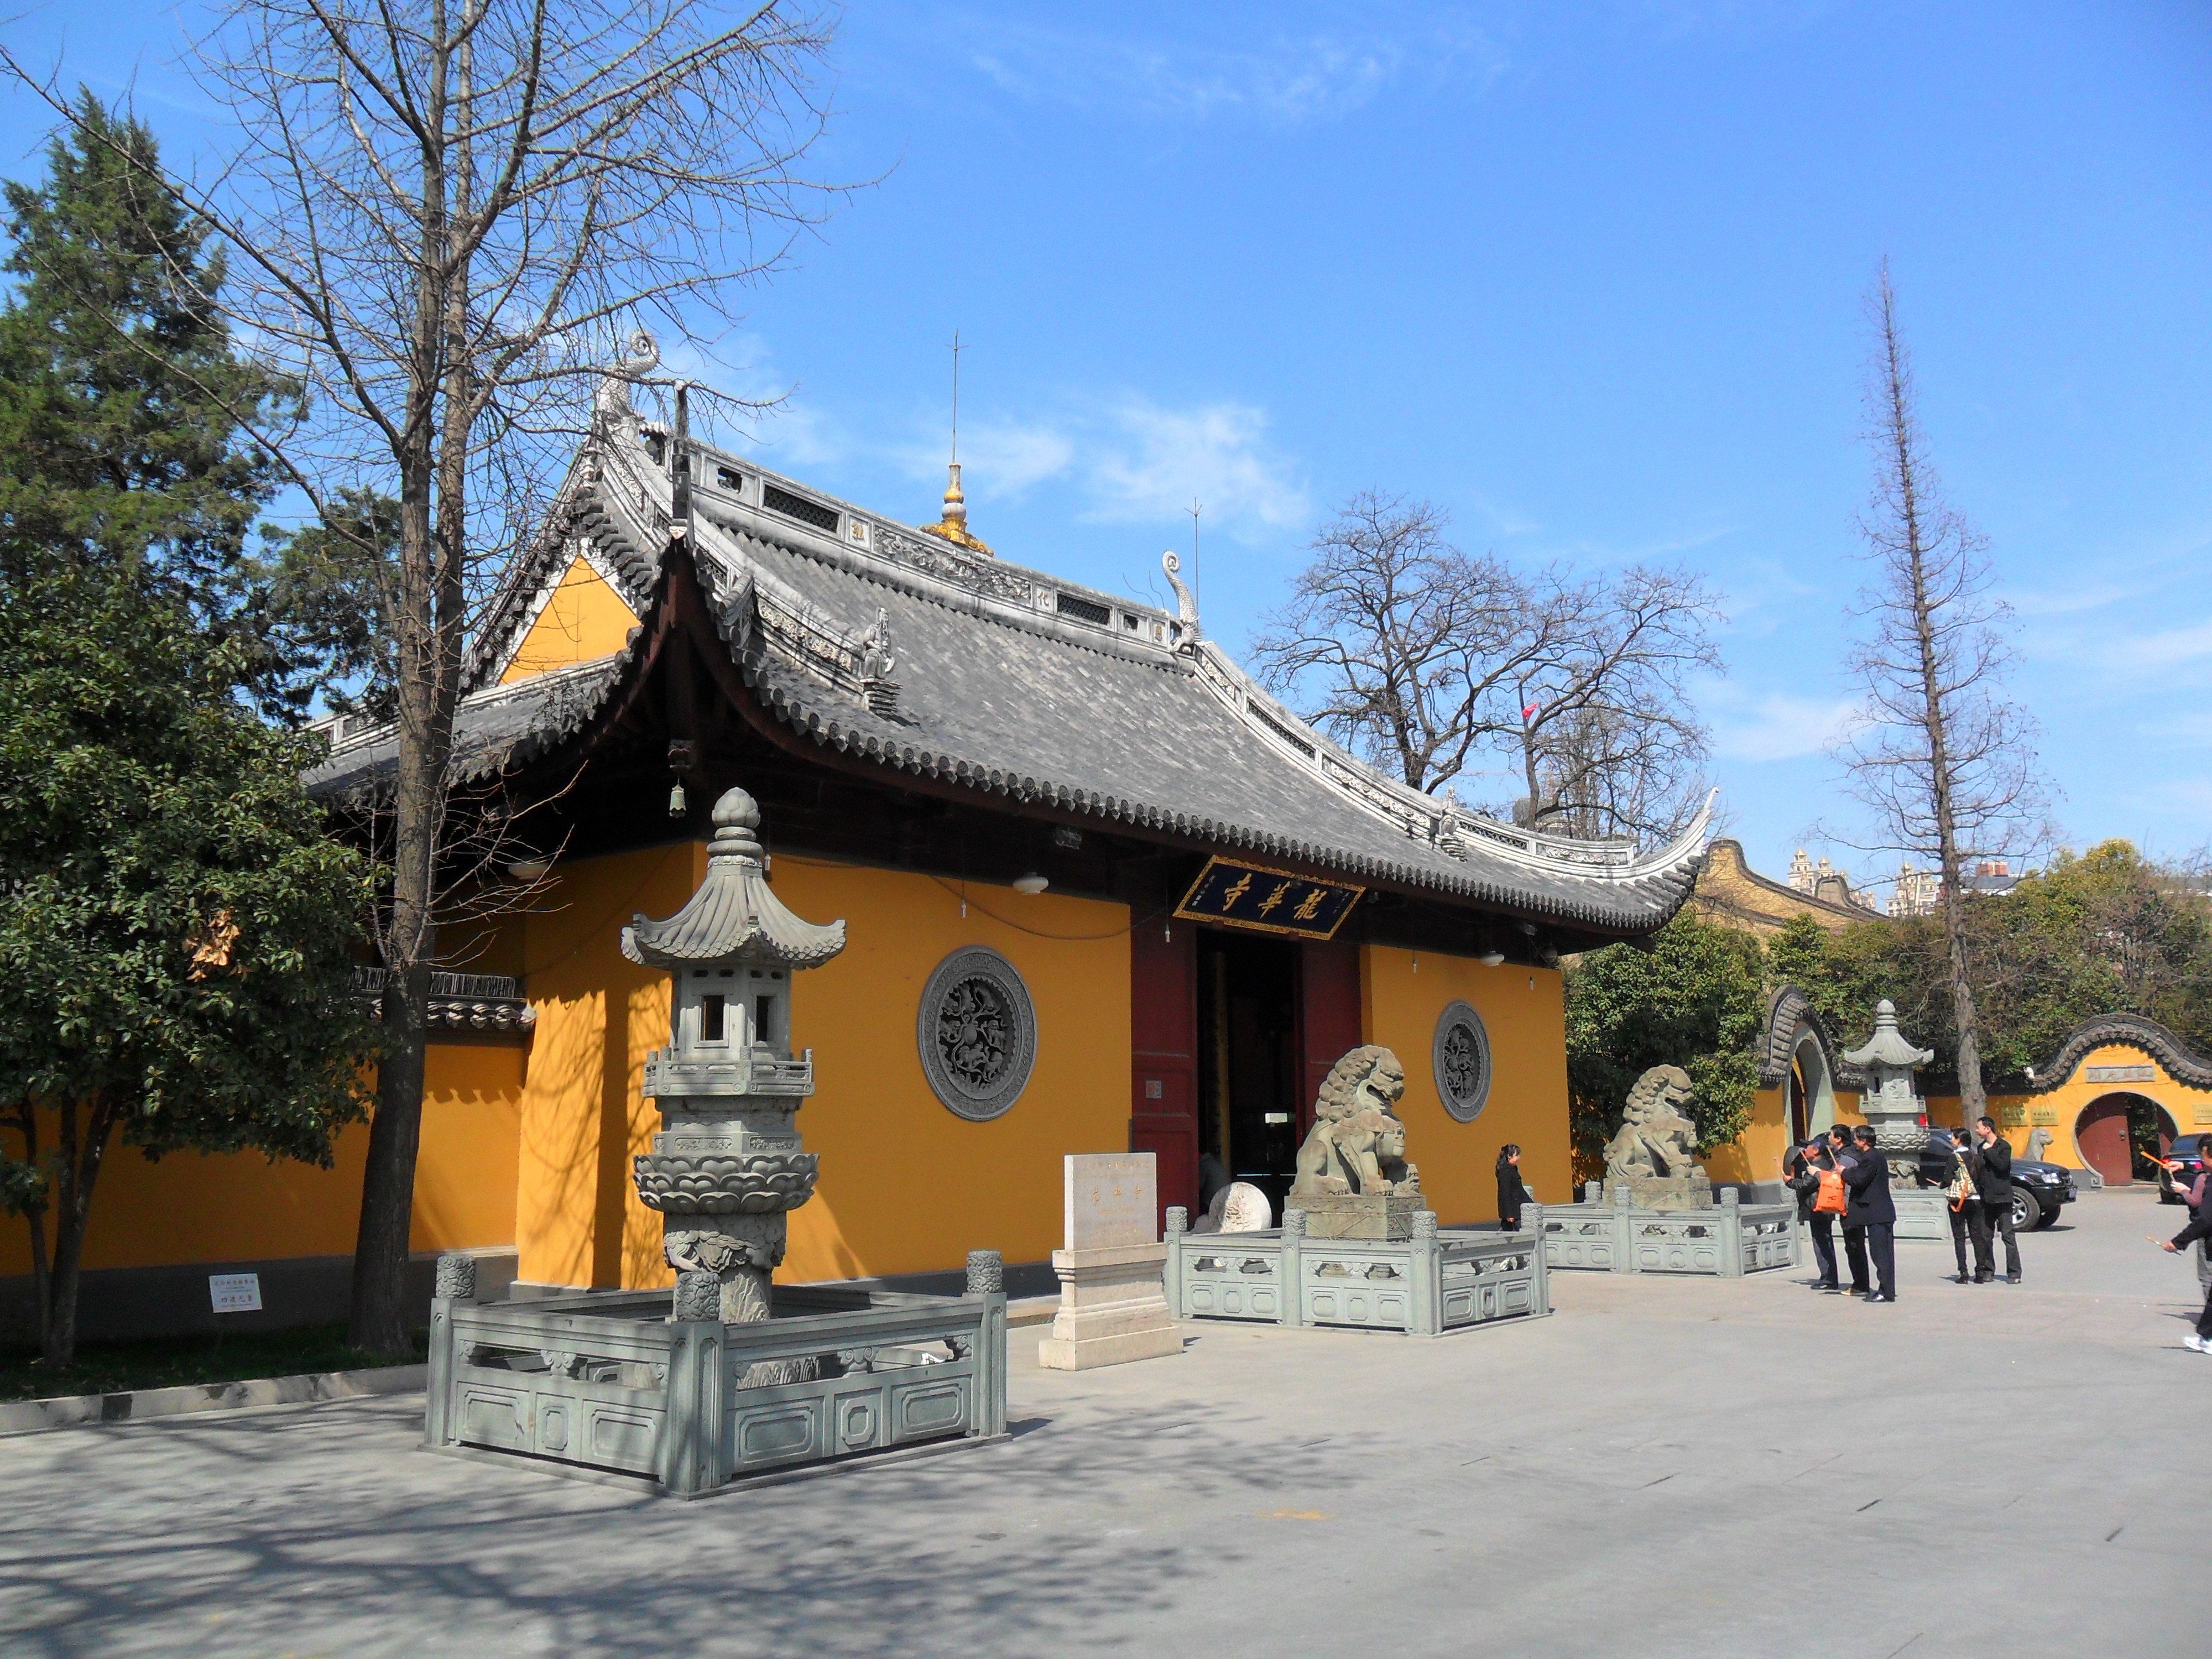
[311,427,1711,932]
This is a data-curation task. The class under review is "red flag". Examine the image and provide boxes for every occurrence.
[1521,701,1540,719]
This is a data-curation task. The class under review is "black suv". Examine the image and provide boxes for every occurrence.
[1919,1127,2076,1231]
[2158,1134,2209,1205]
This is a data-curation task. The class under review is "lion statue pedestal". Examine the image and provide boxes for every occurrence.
[1602,1065,1713,1213]
[1287,1046,1432,1240]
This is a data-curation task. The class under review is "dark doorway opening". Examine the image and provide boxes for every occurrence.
[2075,1092,2177,1185]
[1197,930,1302,1222]
[1787,1058,1810,1145]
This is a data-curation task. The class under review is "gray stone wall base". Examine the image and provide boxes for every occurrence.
[0,1248,517,1346]
[1890,1191,1952,1242]
[1532,1196,1798,1276]
[0,1363,426,1437]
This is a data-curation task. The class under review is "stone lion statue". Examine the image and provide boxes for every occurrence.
[1604,1065,1701,1183]
[1292,1046,1420,1198]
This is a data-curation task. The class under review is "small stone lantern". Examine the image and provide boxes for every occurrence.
[1842,999,1936,1182]
[623,786,846,1323]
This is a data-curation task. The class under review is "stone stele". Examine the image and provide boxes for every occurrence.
[1037,1153,1182,1371]
[1602,1065,1714,1212]
[1287,1046,1432,1240]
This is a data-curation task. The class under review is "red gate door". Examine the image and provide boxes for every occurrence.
[2075,1094,2133,1185]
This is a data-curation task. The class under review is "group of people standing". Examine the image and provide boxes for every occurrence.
[1784,1116,2023,1301]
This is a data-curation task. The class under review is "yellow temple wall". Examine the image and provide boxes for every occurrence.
[1361,946,1571,1223]
[1703,1084,1865,1187]
[1922,1043,2212,1164]
[499,550,640,683]
[0,1042,523,1276]
[509,842,1135,1292]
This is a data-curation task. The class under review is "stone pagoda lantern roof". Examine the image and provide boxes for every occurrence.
[1843,1000,1936,1074]
[622,787,845,971]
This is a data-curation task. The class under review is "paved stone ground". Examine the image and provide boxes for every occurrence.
[3,1185,2204,1658]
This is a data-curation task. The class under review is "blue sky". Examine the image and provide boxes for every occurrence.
[5,2,2209,894]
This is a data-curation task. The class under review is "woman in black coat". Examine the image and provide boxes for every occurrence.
[1496,1145,1532,1231]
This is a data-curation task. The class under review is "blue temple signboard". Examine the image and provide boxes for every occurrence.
[1174,858,1364,941]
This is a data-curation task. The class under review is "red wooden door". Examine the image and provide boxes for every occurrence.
[1130,921,1199,1228]
[2076,1094,2133,1185]
[1299,936,1364,1130]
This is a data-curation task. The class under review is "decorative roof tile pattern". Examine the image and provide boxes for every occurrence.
[311,418,1714,932]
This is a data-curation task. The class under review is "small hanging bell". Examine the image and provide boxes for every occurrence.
[667,779,687,818]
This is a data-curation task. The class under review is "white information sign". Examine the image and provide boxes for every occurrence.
[208,1272,263,1314]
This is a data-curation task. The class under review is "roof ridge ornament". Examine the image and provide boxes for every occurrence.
[593,327,661,439]
[622,786,847,969]
[1162,550,1200,639]
[920,461,995,556]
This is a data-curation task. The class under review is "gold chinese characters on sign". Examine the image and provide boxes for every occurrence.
[1173,858,1364,941]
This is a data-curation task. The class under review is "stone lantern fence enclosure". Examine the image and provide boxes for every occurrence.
[421,788,1008,1496]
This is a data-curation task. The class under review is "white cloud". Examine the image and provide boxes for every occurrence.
[1709,688,1864,763]
[894,395,1310,541]
[1083,399,1311,535]
[962,15,1505,127]
[660,333,848,469]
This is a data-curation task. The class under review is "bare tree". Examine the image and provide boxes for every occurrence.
[1253,491,1719,844]
[9,1,841,1354]
[1249,493,1536,793]
[1506,565,1720,843]
[1830,261,2047,1120]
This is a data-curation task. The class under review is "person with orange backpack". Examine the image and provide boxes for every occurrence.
[1787,1128,1851,1292]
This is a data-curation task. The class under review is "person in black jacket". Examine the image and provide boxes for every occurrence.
[1967,1115,2021,1284]
[1785,1136,1841,1291]
[2160,1194,2212,1352]
[1495,1145,1532,1231]
[1844,1124,1898,1302]
[1824,1125,1872,1295]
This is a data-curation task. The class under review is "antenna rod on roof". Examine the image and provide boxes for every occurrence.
[1189,498,1201,609]
[948,327,963,464]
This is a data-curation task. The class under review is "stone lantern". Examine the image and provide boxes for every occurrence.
[1843,999,1936,1182]
[622,786,846,1324]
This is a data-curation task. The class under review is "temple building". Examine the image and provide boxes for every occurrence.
[0,358,1710,1337]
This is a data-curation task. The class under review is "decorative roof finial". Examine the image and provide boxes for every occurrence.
[918,327,994,556]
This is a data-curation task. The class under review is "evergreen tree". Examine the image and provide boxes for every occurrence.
[1564,912,1766,1171]
[0,565,375,1368]
[0,92,315,712]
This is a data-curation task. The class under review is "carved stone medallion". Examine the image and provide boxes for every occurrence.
[1432,999,1492,1123]
[918,946,1037,1120]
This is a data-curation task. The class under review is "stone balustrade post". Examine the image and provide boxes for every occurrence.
[1719,1186,1744,1277]
[1280,1208,1307,1328]
[1162,1207,1188,1319]
[966,1249,1008,1438]
[1408,1209,1442,1336]
[421,1251,478,1451]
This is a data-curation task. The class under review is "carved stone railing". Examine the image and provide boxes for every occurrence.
[423,1253,1008,1496]
[1530,1190,1798,1277]
[1161,1208,1550,1335]
[640,1048,815,1099]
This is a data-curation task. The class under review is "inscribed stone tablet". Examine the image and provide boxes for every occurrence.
[1065,1154,1157,1251]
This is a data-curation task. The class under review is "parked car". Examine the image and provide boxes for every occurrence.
[1921,1127,2075,1230]
[2158,1134,2210,1205]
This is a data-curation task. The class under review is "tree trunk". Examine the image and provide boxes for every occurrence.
[41,1100,114,1369]
[1877,275,1986,1123]
[347,15,460,1360]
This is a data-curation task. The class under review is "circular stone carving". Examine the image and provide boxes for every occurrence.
[918,946,1037,1121]
[1433,999,1493,1123]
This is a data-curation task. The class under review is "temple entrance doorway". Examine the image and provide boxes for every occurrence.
[1197,930,1302,1223]
[2075,1092,2176,1185]
[1785,1031,1835,1146]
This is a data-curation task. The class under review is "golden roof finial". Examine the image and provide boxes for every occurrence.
[918,327,993,555]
